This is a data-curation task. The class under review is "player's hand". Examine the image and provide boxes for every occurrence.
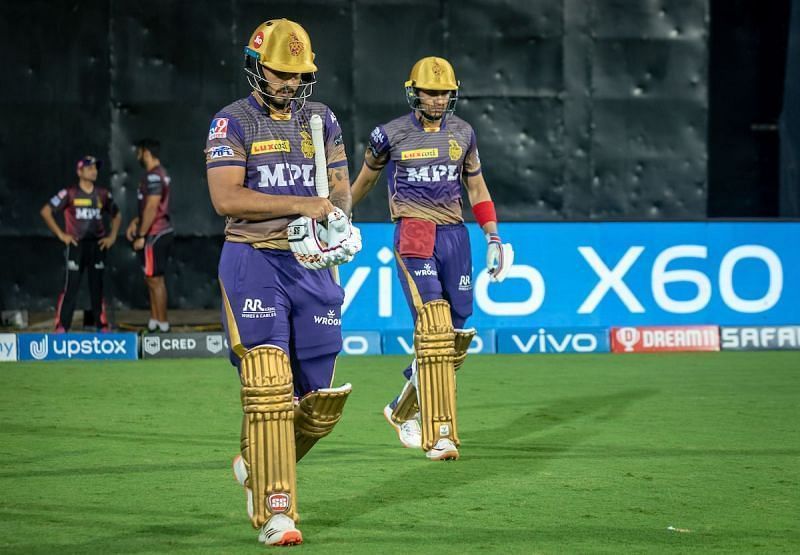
[59,232,78,246]
[288,216,332,270]
[298,197,334,220]
[125,221,138,241]
[133,237,146,251]
[98,236,116,251]
[325,208,362,264]
[486,233,514,283]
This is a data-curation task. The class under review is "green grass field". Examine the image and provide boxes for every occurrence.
[1,352,798,553]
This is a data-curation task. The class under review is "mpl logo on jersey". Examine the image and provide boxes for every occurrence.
[496,328,610,354]
[18,333,138,361]
[383,329,496,355]
[340,331,382,355]
[720,326,800,351]
[611,326,719,353]
[0,333,17,362]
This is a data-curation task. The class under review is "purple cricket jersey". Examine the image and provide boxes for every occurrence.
[205,93,347,247]
[368,112,482,224]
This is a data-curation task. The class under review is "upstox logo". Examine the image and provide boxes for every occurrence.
[401,148,438,160]
[20,333,137,361]
[30,337,48,360]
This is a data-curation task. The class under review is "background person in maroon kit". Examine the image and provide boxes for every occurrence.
[126,138,174,333]
[40,155,121,332]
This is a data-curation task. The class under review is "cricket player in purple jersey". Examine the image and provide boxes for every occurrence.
[205,19,361,547]
[351,57,514,461]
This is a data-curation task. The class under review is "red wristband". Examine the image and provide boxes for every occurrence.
[472,200,497,227]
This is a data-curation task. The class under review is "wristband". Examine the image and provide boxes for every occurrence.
[486,232,501,243]
[472,200,497,227]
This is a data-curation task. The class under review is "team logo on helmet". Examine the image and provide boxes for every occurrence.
[448,139,462,161]
[288,32,304,56]
[300,130,315,158]
[253,31,264,48]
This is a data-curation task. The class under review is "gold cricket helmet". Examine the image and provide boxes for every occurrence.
[405,56,459,91]
[245,18,317,73]
[405,57,460,117]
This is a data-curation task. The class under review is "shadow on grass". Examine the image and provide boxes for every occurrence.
[304,388,658,535]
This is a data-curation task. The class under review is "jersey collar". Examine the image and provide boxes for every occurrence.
[409,111,447,132]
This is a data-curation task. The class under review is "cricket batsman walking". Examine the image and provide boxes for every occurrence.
[351,57,513,461]
[205,18,361,546]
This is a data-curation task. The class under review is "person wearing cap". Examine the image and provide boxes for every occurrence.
[205,18,360,546]
[40,155,121,332]
[350,57,515,461]
[125,138,174,333]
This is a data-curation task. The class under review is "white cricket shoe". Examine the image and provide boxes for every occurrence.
[426,438,459,461]
[383,405,422,448]
[258,514,303,546]
[232,454,254,520]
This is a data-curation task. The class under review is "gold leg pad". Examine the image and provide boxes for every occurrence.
[294,384,352,462]
[240,345,298,526]
[414,300,458,450]
[453,328,477,371]
[391,328,475,425]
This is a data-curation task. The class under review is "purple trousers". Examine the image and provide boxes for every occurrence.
[394,222,473,384]
[218,242,344,396]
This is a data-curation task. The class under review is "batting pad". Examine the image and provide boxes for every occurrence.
[453,328,477,371]
[414,300,459,450]
[240,345,298,526]
[391,379,419,424]
[294,384,352,462]
[391,327,474,426]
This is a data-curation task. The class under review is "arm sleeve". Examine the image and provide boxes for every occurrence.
[366,125,391,170]
[49,189,69,213]
[324,107,348,169]
[463,128,482,177]
[144,173,165,196]
[205,113,247,169]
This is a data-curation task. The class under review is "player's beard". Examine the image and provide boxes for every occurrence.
[266,85,297,112]
[421,110,444,122]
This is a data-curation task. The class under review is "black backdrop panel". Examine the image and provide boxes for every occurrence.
[0,0,717,312]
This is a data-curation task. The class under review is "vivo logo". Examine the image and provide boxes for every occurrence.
[509,329,599,354]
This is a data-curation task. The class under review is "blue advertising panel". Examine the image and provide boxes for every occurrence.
[496,327,610,354]
[18,333,139,361]
[339,223,800,330]
[382,329,497,355]
[341,331,382,355]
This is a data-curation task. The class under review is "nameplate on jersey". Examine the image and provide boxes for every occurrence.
[401,148,439,161]
[251,140,291,155]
